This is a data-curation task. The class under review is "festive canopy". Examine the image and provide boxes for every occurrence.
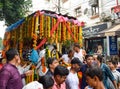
[3,10,83,57]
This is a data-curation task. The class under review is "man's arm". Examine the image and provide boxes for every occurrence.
[112,80,118,89]
[118,73,120,89]
[105,65,118,89]
[0,70,10,89]
[21,70,33,78]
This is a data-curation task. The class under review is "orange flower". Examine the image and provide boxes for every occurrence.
[77,71,82,79]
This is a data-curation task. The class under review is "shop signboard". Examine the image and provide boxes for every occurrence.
[109,36,118,55]
[83,23,107,37]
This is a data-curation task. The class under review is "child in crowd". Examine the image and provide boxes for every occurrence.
[108,60,120,89]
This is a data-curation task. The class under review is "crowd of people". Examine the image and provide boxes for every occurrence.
[0,43,120,89]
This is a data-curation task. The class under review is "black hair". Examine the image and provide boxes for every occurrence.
[85,54,93,60]
[47,57,57,68]
[54,65,69,76]
[74,43,80,48]
[38,75,54,89]
[97,54,103,63]
[108,60,118,66]
[58,52,62,58]
[85,67,103,81]
[68,49,73,54]
[0,58,3,63]
[71,57,83,66]
[53,45,57,49]
[5,48,19,62]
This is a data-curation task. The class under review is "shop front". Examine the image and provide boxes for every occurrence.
[99,24,120,60]
[83,23,108,55]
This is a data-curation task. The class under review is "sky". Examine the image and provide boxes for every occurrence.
[0,0,46,39]
[32,0,46,12]
[0,21,6,39]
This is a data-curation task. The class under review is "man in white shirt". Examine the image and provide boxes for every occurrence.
[23,75,54,89]
[62,50,74,63]
[66,57,83,89]
[73,43,86,62]
[22,81,43,89]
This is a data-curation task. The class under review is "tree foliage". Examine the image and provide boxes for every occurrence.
[0,0,32,26]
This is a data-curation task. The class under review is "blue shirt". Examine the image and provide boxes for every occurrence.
[116,68,120,72]
[45,69,54,77]
[0,63,23,89]
[29,49,39,64]
[80,64,88,89]
[100,63,115,89]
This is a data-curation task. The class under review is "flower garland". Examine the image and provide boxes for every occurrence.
[68,22,71,40]
[19,24,23,57]
[48,16,51,38]
[79,26,83,47]
[76,26,79,42]
[31,16,35,38]
[55,19,58,44]
[53,18,56,43]
[33,13,39,49]
[27,17,31,38]
[44,16,47,38]
[63,22,66,42]
[58,22,61,42]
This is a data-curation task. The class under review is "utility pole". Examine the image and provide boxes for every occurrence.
[58,0,60,13]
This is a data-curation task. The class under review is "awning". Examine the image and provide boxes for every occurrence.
[99,24,120,36]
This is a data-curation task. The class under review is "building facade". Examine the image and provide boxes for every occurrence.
[45,0,120,26]
[44,0,120,57]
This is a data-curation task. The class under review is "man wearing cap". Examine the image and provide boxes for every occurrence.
[66,57,83,89]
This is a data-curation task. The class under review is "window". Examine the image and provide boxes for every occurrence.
[89,0,98,7]
[89,0,99,17]
[75,6,82,17]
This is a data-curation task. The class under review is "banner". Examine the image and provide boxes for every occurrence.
[109,36,118,55]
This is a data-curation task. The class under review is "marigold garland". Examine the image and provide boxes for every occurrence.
[48,16,51,38]
[31,17,35,37]
[53,18,56,43]
[63,22,66,42]
[76,26,79,41]
[19,24,23,57]
[58,22,61,42]
[44,16,47,38]
[79,26,83,47]
[33,14,39,49]
[67,22,71,40]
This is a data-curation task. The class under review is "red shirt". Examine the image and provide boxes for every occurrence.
[52,77,66,89]
[0,63,3,70]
